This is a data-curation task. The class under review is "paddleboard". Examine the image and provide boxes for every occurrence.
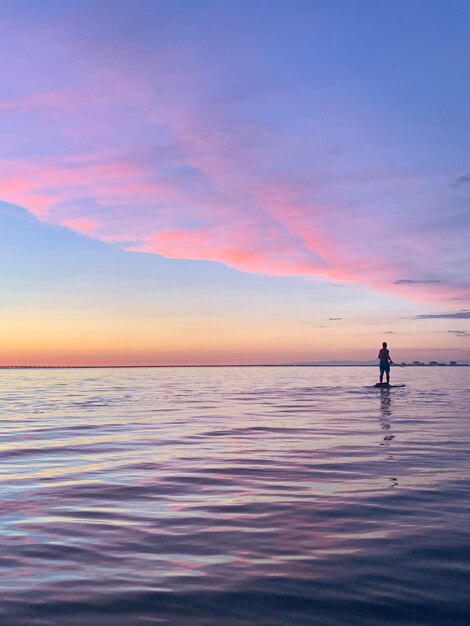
[371,383,406,388]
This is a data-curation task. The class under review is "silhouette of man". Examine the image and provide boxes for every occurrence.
[378,342,394,384]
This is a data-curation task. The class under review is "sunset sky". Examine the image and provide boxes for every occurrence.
[1,0,469,365]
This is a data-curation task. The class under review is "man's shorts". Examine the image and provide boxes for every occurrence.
[379,361,390,374]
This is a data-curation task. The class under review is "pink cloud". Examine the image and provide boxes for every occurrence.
[1,134,468,305]
[136,225,322,276]
[0,9,468,307]
[61,217,99,235]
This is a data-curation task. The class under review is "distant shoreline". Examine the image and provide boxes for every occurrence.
[0,363,468,370]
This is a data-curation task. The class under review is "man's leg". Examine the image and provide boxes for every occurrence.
[380,367,384,383]
[386,368,390,384]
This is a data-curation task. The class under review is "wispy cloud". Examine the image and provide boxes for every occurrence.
[447,330,470,337]
[413,310,470,320]
[394,279,442,285]
[329,317,343,321]
[452,174,470,187]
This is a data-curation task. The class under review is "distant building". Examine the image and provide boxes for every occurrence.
[429,361,438,366]
[450,361,457,366]
[412,361,421,366]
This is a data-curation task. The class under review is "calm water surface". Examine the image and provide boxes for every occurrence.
[0,366,469,625]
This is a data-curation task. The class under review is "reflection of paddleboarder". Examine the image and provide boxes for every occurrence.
[378,342,394,384]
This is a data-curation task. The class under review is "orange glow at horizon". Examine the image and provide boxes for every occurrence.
[1,308,466,366]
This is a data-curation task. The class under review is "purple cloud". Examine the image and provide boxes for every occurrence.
[394,279,442,285]
[414,310,470,320]
[453,174,470,186]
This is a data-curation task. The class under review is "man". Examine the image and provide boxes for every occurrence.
[378,341,394,384]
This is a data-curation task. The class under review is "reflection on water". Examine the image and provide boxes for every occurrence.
[379,389,397,487]
[380,387,392,418]
[0,366,469,625]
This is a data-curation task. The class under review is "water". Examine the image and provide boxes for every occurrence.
[0,366,469,625]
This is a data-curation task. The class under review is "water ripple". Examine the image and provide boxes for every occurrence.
[0,366,469,625]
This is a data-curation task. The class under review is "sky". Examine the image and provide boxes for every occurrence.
[1,0,469,365]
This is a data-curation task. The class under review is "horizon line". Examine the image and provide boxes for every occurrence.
[0,362,467,370]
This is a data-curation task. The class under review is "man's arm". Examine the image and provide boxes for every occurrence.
[388,353,394,364]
